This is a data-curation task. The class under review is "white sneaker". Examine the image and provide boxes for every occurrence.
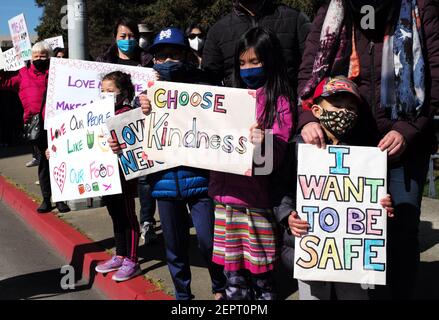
[140,222,157,245]
[35,180,40,185]
[26,158,39,167]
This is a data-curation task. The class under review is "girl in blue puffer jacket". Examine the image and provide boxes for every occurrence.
[109,27,226,301]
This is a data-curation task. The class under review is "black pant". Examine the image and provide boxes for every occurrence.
[35,131,51,199]
[103,182,140,261]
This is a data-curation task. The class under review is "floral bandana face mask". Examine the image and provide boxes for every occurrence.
[318,107,358,140]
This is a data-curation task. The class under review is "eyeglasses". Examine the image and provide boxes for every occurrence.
[187,33,203,40]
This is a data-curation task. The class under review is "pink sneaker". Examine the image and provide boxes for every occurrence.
[95,256,124,273]
[111,258,141,282]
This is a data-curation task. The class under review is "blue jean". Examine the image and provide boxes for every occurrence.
[138,176,156,225]
[386,152,430,299]
[157,197,227,300]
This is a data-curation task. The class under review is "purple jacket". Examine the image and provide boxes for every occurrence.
[209,88,294,209]
[0,63,48,123]
[298,0,439,154]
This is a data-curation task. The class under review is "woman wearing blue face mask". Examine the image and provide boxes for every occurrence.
[96,17,153,67]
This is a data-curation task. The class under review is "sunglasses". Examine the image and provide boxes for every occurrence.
[187,33,203,40]
[154,51,183,61]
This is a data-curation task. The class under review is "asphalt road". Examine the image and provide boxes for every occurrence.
[0,201,105,300]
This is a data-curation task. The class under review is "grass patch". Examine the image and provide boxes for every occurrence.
[144,275,173,296]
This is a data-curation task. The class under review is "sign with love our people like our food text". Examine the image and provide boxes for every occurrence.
[106,108,177,180]
[294,144,387,285]
[142,80,257,176]
[48,99,122,202]
[45,58,156,128]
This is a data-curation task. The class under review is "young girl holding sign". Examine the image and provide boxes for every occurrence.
[93,71,142,282]
[206,27,295,300]
[47,71,141,281]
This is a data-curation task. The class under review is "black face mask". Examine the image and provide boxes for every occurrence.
[319,108,358,141]
[153,61,189,82]
[33,59,50,72]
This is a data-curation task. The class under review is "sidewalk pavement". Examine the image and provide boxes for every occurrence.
[0,145,438,300]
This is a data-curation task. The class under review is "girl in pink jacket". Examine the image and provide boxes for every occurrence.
[209,27,295,300]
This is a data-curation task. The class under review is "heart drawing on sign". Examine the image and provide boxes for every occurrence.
[53,162,66,193]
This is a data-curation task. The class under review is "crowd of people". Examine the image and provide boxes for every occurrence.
[0,0,438,300]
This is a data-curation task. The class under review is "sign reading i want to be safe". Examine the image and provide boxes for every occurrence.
[294,144,388,285]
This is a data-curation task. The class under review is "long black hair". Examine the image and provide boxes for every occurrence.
[233,27,294,129]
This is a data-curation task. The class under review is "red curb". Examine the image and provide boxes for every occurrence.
[0,175,173,300]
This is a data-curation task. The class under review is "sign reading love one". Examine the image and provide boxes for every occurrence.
[106,108,177,180]
[48,99,122,202]
[45,58,156,128]
[294,144,387,285]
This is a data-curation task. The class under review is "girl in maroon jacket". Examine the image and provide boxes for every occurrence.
[93,71,142,282]
[0,41,70,214]
[297,0,439,299]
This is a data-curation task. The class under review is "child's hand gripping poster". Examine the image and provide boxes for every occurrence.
[105,108,177,180]
[48,99,122,202]
[294,144,387,285]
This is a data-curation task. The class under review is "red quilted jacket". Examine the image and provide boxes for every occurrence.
[0,63,49,124]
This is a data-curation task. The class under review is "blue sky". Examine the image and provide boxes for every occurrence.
[0,1,43,36]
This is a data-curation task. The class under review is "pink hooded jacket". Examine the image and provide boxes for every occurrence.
[0,63,49,123]
[208,88,294,209]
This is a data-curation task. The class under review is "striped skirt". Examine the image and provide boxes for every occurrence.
[212,203,277,274]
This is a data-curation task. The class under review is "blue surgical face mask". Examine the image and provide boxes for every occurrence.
[153,61,185,81]
[117,39,137,54]
[240,67,266,89]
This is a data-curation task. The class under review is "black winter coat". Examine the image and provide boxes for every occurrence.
[202,0,311,92]
[298,0,439,154]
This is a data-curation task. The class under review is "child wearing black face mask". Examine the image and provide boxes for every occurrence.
[274,76,394,300]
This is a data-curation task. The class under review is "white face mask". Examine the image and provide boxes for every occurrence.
[189,37,204,52]
[139,37,150,50]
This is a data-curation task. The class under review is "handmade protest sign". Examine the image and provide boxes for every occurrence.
[0,48,5,70]
[8,13,32,61]
[142,81,256,176]
[48,99,122,202]
[2,47,25,71]
[106,108,177,180]
[44,35,64,50]
[293,144,387,285]
[45,58,156,128]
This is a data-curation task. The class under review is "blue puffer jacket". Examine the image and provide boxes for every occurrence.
[150,166,209,199]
